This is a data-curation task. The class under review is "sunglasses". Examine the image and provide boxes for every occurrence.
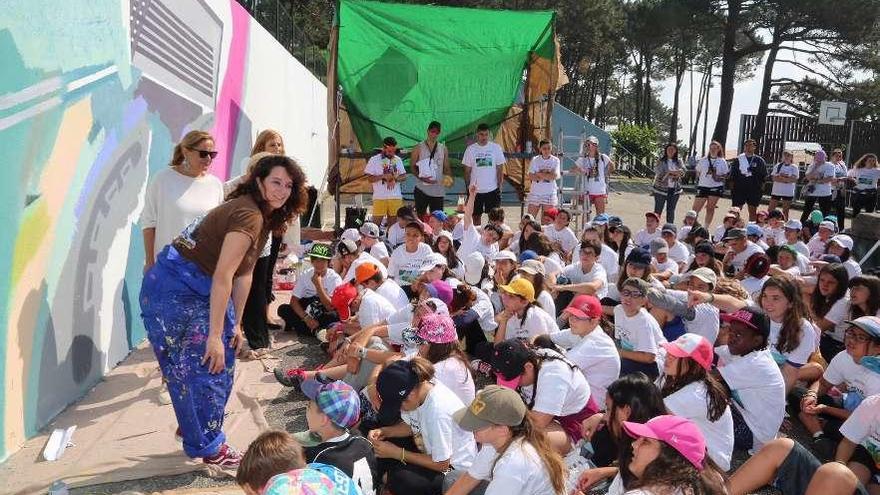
[844,329,873,343]
[188,147,218,159]
[620,289,645,298]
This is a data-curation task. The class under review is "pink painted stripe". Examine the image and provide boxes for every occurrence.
[210,1,250,180]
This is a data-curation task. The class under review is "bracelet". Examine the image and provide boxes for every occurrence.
[707,293,715,304]
[358,346,368,359]
[400,447,407,464]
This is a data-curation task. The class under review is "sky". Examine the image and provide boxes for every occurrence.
[656,44,817,152]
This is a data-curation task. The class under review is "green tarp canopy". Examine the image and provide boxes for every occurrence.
[335,0,556,151]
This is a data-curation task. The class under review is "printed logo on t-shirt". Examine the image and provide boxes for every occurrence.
[475,154,494,167]
[175,215,205,249]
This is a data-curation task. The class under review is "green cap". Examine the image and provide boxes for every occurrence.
[453,385,527,431]
[622,277,651,294]
[307,243,333,260]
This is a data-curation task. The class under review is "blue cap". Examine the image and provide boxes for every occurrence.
[746,224,763,238]
[519,250,539,262]
[845,316,880,339]
[431,210,448,222]
[820,254,842,264]
[608,215,623,227]
[626,247,652,267]
[593,213,610,225]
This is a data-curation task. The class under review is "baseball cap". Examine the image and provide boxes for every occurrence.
[423,297,450,316]
[650,237,669,255]
[425,280,453,306]
[301,379,360,429]
[330,283,357,320]
[778,244,798,258]
[593,213,610,225]
[583,222,598,232]
[453,385,528,431]
[337,239,358,256]
[499,277,536,302]
[436,229,454,242]
[768,209,784,219]
[359,222,380,238]
[431,210,449,222]
[521,213,535,223]
[694,241,715,257]
[690,226,710,240]
[564,294,603,320]
[684,267,717,287]
[416,313,457,344]
[543,207,559,219]
[722,228,747,241]
[744,252,771,278]
[626,247,652,267]
[662,333,714,371]
[518,259,545,276]
[830,234,854,250]
[645,211,661,222]
[493,250,518,263]
[746,224,763,238]
[355,262,381,283]
[419,252,448,273]
[756,210,769,218]
[587,135,599,145]
[375,360,420,425]
[685,210,698,219]
[608,215,623,227]
[261,467,342,495]
[721,307,771,338]
[491,339,532,389]
[723,212,738,221]
[821,254,842,264]
[623,415,706,470]
[784,219,802,231]
[818,221,837,232]
[519,250,539,262]
[845,316,880,340]
[728,206,741,215]
[622,277,651,294]
[307,243,333,260]
[661,223,678,235]
[341,228,361,243]
[463,252,488,285]
[809,210,824,225]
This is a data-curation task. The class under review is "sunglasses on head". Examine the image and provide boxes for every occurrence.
[188,147,218,159]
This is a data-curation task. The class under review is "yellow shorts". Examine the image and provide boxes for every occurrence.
[372,198,404,217]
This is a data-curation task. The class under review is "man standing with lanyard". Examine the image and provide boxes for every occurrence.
[410,121,451,219]
[463,123,507,226]
[730,138,768,222]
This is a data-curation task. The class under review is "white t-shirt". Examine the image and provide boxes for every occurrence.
[343,251,389,282]
[788,240,810,259]
[367,241,389,262]
[824,296,851,342]
[807,234,828,260]
[768,318,817,367]
[364,153,407,200]
[666,290,720,344]
[387,222,406,248]
[357,288,396,327]
[613,306,667,371]
[140,167,225,257]
[740,275,768,302]
[662,380,734,471]
[292,268,343,300]
[806,162,835,197]
[537,290,556,318]
[633,229,661,249]
[715,346,785,451]
[849,167,880,190]
[553,329,620,406]
[433,357,476,407]
[839,394,880,479]
[376,278,410,309]
[599,244,620,282]
[502,305,559,341]
[730,241,765,273]
[667,241,690,268]
[677,225,693,242]
[562,261,608,299]
[653,257,680,276]
[844,259,862,279]
[542,225,579,256]
[543,254,564,279]
[520,349,591,417]
[696,157,729,188]
[459,225,499,261]
[388,242,433,286]
[770,162,800,197]
[824,352,880,402]
[401,380,476,469]
[467,439,556,495]
[576,154,611,195]
[763,225,786,246]
[528,155,561,200]
[471,285,499,333]
[463,142,506,193]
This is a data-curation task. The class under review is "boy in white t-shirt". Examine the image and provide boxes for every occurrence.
[358,222,390,266]
[364,136,407,228]
[459,184,502,261]
[542,209,579,261]
[837,393,880,491]
[526,139,561,216]
[613,277,667,379]
[280,242,342,335]
[387,221,434,291]
[463,123,506,226]
[650,237,679,282]
[633,211,662,249]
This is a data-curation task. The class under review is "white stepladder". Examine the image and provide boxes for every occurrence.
[557,127,592,232]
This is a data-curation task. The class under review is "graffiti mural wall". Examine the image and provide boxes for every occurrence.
[0,0,328,460]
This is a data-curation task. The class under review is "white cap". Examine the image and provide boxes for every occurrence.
[518,259,545,276]
[341,228,361,243]
[685,210,698,218]
[784,219,802,231]
[425,298,450,315]
[463,252,488,285]
[419,252,449,272]
[819,221,837,232]
[493,250,518,262]
[587,135,599,145]
[436,230,454,241]
[830,234,854,250]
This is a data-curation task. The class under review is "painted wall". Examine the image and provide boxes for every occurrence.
[0,0,328,460]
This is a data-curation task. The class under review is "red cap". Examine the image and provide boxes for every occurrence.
[661,333,714,371]
[330,283,358,320]
[645,211,660,221]
[543,207,559,219]
[564,295,603,320]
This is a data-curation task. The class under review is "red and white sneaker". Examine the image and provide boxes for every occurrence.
[273,367,306,389]
[470,359,493,377]
[203,443,243,469]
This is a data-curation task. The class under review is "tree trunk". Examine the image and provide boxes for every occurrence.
[644,55,654,126]
[689,69,708,152]
[598,62,611,126]
[669,52,685,143]
[751,42,780,153]
[702,63,712,155]
[712,0,742,145]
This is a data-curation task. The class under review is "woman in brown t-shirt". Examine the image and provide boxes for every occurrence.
[140,154,307,468]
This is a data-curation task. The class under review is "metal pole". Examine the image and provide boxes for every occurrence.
[845,120,856,165]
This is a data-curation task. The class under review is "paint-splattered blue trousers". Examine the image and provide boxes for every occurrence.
[140,246,235,458]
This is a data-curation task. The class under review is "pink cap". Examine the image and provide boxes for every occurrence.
[564,295,603,320]
[416,313,457,344]
[623,415,706,470]
[661,333,714,371]
[495,372,522,390]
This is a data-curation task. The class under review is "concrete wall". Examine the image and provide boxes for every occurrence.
[0,0,327,460]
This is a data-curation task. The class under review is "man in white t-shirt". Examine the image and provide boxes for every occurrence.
[364,136,407,227]
[462,123,506,225]
[614,277,667,378]
[722,228,765,276]
[769,151,800,217]
[280,242,343,335]
[358,222,390,266]
[581,223,620,282]
[661,223,689,272]
[837,394,880,490]
[634,211,662,249]
[353,262,396,328]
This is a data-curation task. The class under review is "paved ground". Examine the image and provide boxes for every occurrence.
[70,185,809,494]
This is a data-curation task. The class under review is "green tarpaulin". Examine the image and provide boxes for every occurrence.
[336,0,556,151]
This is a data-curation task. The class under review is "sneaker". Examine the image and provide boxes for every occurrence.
[274,367,306,389]
[470,359,493,377]
[203,443,243,469]
[157,383,173,406]
[174,427,183,443]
